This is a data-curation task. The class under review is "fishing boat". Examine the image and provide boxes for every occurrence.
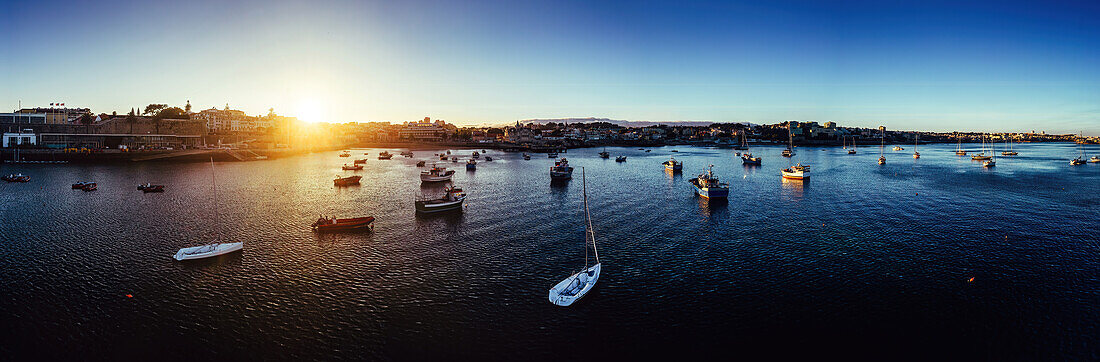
[741,153,761,165]
[615,156,627,162]
[663,157,683,171]
[137,183,164,192]
[342,163,363,171]
[548,168,601,307]
[472,151,480,159]
[401,151,414,157]
[420,165,455,182]
[550,158,574,180]
[689,165,730,199]
[378,151,393,160]
[955,134,968,155]
[466,159,477,171]
[311,216,375,232]
[339,151,351,157]
[781,163,810,180]
[598,147,610,158]
[416,160,426,167]
[2,174,30,182]
[848,136,857,154]
[353,158,368,164]
[415,186,466,213]
[913,134,921,159]
[174,158,244,261]
[523,153,531,160]
[782,123,795,157]
[333,175,362,186]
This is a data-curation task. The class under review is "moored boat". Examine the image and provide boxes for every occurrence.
[1090,156,1100,163]
[416,160,426,167]
[550,158,574,180]
[72,182,89,189]
[548,167,602,307]
[485,156,493,161]
[689,165,730,199]
[400,151,413,157]
[339,151,351,157]
[472,151,480,159]
[138,183,164,192]
[378,151,393,160]
[334,175,362,186]
[615,156,627,162]
[741,153,761,165]
[3,174,30,182]
[663,157,682,171]
[523,153,531,160]
[878,155,886,165]
[174,158,243,261]
[353,158,367,164]
[342,163,363,170]
[420,165,455,182]
[82,182,97,191]
[598,148,610,158]
[415,186,466,213]
[311,215,375,232]
[466,159,477,171]
[781,163,810,180]
[548,151,558,158]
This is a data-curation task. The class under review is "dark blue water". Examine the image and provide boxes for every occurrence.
[1,143,1098,360]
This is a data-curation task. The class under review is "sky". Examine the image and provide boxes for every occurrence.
[1,0,1098,134]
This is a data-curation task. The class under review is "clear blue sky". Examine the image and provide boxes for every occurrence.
[2,0,1098,134]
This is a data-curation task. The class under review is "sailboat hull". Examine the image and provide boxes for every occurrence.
[548,263,601,307]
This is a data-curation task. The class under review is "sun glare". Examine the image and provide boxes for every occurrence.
[295,99,326,123]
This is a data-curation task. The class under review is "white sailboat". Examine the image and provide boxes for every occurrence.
[548,167,601,307]
[913,134,920,158]
[174,158,243,261]
[878,129,886,165]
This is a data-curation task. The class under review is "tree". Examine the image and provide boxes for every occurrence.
[143,104,167,116]
[151,107,190,134]
[76,112,95,134]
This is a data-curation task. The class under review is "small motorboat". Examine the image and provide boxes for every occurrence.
[400,151,413,157]
[893,146,904,151]
[353,158,368,164]
[138,183,164,192]
[848,149,856,154]
[485,156,493,161]
[1070,157,1085,166]
[481,149,487,153]
[72,182,89,189]
[440,154,449,161]
[645,150,651,153]
[415,186,466,213]
[638,148,644,150]
[311,215,375,232]
[421,165,455,182]
[878,156,887,165]
[550,158,574,180]
[1002,151,1018,156]
[663,157,682,171]
[342,164,363,171]
[689,165,729,199]
[782,149,794,157]
[671,150,678,153]
[339,151,351,157]
[781,163,810,180]
[82,182,97,191]
[334,175,362,186]
[378,151,393,160]
[956,150,968,156]
[913,151,921,159]
[174,242,244,261]
[416,160,426,167]
[472,151,480,159]
[615,156,627,162]
[446,150,451,155]
[741,153,761,165]
[983,160,996,168]
[523,153,531,160]
[548,152,558,158]
[2,174,30,182]
[466,159,477,171]
[1090,156,1100,163]
[451,156,458,163]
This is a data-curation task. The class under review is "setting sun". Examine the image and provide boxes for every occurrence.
[294,99,326,123]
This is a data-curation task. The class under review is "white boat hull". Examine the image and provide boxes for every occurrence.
[174,242,243,261]
[420,174,454,182]
[548,263,601,307]
[782,170,808,180]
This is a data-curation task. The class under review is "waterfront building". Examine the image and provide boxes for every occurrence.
[398,117,449,141]
[2,130,37,147]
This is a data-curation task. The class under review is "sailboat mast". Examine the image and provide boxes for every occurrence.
[210,157,220,242]
[582,167,599,265]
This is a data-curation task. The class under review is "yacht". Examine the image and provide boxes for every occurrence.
[782,122,795,157]
[848,136,857,154]
[688,165,730,199]
[174,158,244,261]
[663,157,683,171]
[550,158,574,180]
[878,128,887,165]
[913,134,920,159]
[420,165,455,182]
[415,186,466,213]
[971,135,992,160]
[955,133,967,155]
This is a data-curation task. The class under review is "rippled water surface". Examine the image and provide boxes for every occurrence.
[1,143,1098,359]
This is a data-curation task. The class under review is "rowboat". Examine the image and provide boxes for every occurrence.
[311,216,375,232]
